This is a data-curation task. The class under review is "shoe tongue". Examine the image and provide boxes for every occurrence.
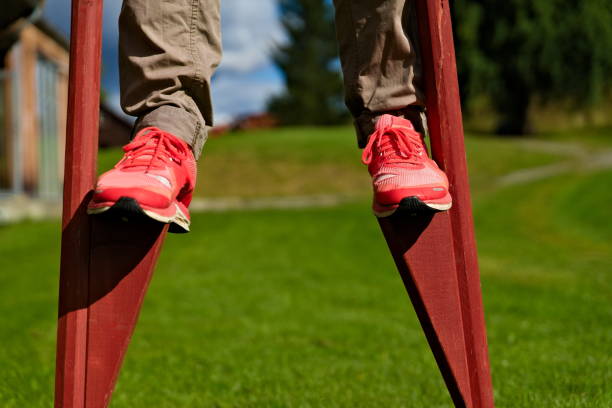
[376,114,394,130]
[375,114,414,131]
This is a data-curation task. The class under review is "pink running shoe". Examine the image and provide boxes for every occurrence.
[87,127,196,233]
[362,114,452,217]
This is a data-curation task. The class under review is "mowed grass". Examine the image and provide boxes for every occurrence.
[97,126,563,198]
[1,127,611,407]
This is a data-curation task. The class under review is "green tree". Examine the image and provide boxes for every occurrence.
[453,0,612,134]
[268,0,348,125]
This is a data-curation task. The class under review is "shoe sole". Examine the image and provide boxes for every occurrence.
[373,196,452,217]
[87,196,190,233]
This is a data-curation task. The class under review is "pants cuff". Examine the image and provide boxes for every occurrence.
[134,105,207,159]
[354,107,428,148]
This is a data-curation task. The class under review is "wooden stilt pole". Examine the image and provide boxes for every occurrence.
[53,0,493,406]
[54,1,167,407]
[377,1,495,406]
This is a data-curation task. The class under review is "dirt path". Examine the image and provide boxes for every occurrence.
[190,140,612,212]
[495,144,612,187]
[2,140,610,220]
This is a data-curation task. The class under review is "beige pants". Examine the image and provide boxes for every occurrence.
[120,0,424,158]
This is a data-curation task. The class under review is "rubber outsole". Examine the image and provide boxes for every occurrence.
[374,196,452,217]
[88,197,189,234]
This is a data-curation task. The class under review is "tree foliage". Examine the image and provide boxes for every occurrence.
[453,0,612,134]
[268,0,348,125]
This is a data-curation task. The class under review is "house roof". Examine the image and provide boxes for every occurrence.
[34,19,69,50]
[1,0,42,31]
[1,16,68,57]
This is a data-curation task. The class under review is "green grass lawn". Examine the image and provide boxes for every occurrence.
[97,127,564,199]
[1,127,611,407]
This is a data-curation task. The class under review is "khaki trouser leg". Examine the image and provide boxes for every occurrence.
[119,0,222,159]
[333,0,426,147]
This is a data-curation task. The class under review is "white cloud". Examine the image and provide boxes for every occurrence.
[42,0,285,122]
[213,0,286,120]
[218,0,285,73]
[212,72,283,124]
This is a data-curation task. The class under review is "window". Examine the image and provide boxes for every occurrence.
[0,69,13,193]
[36,54,61,199]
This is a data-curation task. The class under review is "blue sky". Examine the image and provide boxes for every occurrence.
[42,0,285,124]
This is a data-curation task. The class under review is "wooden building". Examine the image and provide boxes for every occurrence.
[1,20,69,199]
[0,19,132,205]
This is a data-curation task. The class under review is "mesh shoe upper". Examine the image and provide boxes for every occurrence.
[363,114,450,205]
[91,127,196,210]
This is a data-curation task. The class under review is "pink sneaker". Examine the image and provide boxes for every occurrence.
[362,114,452,217]
[87,127,196,233]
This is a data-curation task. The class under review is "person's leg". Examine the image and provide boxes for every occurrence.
[333,0,425,147]
[333,0,451,215]
[119,0,222,159]
[88,0,222,232]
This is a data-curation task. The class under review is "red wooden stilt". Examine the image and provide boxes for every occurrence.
[54,0,492,406]
[377,1,495,407]
[54,1,167,407]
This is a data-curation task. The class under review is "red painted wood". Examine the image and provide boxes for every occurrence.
[55,1,168,407]
[415,1,495,407]
[377,1,495,407]
[55,1,104,405]
[378,213,472,407]
[83,219,167,407]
